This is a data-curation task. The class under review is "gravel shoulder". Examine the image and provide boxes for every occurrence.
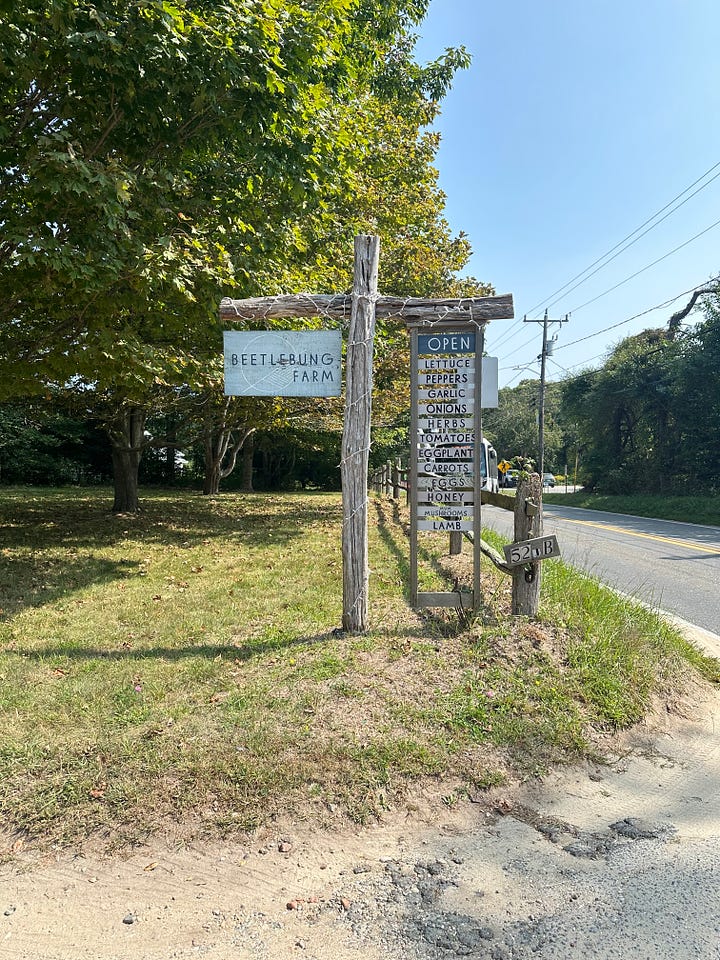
[2,673,719,960]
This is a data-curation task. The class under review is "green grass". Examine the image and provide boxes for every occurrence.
[543,491,720,526]
[0,486,716,849]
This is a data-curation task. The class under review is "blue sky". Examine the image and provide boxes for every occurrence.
[413,0,720,388]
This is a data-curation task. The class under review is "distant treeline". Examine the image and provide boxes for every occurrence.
[0,406,348,492]
[483,295,720,495]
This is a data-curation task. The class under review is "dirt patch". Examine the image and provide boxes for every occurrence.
[2,682,719,960]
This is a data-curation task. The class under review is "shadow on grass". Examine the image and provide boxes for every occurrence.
[0,489,341,550]
[5,630,338,663]
[0,556,141,621]
[0,488,342,621]
[371,497,474,638]
[373,498,411,600]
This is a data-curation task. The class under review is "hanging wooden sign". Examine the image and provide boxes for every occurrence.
[223,330,342,397]
[220,239,513,631]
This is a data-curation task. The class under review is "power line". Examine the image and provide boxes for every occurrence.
[548,352,605,375]
[547,356,573,376]
[549,356,679,396]
[541,169,720,314]
[524,158,720,317]
[487,316,526,353]
[499,367,528,389]
[496,329,543,364]
[566,219,720,313]
[495,160,720,362]
[497,287,672,369]
[496,307,567,365]
[556,276,718,352]
[499,277,716,383]
[499,358,536,371]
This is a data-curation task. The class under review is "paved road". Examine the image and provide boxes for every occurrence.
[482,503,720,636]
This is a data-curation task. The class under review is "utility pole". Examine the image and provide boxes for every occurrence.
[523,310,568,476]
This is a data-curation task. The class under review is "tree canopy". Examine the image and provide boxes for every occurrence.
[559,289,720,494]
[1,0,488,505]
[483,380,566,473]
[0,0,470,396]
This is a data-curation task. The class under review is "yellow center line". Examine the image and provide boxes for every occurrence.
[555,517,720,555]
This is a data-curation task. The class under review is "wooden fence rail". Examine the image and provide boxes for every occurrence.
[369,458,409,504]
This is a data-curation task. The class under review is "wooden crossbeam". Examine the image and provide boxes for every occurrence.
[219,293,514,325]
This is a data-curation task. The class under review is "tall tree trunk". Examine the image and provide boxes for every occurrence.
[204,460,221,496]
[202,410,254,495]
[203,425,224,495]
[108,407,146,512]
[240,431,254,492]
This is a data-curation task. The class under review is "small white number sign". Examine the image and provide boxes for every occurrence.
[503,535,561,567]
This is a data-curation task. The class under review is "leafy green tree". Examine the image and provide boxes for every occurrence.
[483,379,565,472]
[559,331,683,493]
[0,400,112,484]
[1,0,476,509]
[670,297,720,490]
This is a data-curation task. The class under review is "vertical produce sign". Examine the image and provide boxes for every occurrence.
[408,324,483,612]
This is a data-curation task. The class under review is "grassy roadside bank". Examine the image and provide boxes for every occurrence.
[1,487,717,851]
[543,491,720,526]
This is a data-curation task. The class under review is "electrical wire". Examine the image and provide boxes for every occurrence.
[496,330,544,364]
[548,353,605,375]
[492,160,720,364]
[565,218,720,315]
[557,275,719,350]
[547,356,577,377]
[541,171,720,313]
[492,215,715,360]
[497,276,717,390]
[524,158,720,317]
[486,316,527,353]
[498,367,527,389]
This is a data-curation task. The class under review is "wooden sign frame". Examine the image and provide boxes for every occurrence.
[408,321,484,612]
[220,235,513,631]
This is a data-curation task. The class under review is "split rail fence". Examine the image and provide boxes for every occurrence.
[369,459,409,504]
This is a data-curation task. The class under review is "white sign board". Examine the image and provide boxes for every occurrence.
[480,356,499,409]
[419,491,474,504]
[224,330,342,397]
[417,519,474,532]
[410,322,489,612]
[416,358,496,407]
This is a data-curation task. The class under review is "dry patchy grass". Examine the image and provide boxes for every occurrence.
[0,486,715,852]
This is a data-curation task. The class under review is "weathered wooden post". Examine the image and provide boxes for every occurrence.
[341,235,380,632]
[220,253,513,631]
[392,458,401,500]
[449,531,463,555]
[512,473,543,616]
